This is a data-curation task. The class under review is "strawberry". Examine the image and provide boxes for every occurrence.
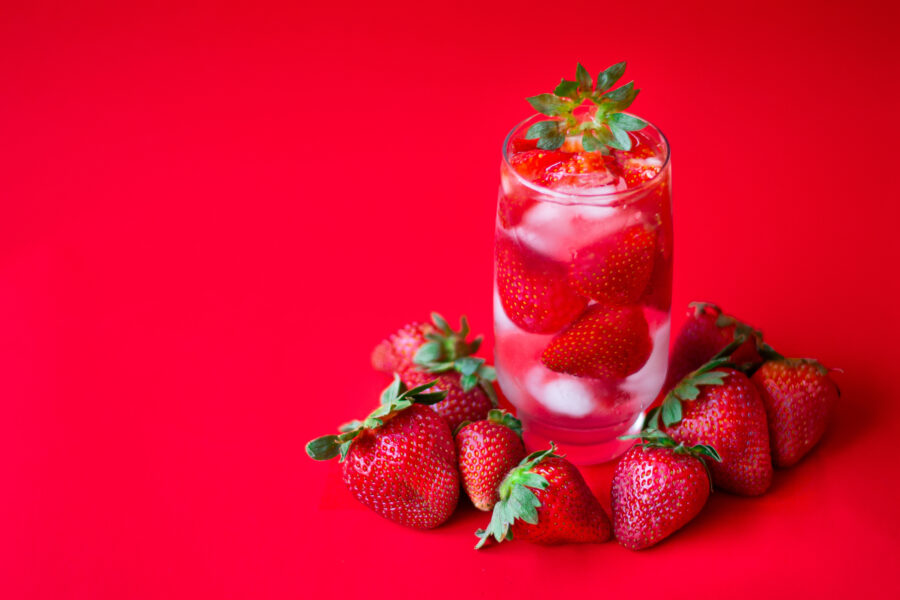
[752,358,839,467]
[306,376,459,529]
[663,302,762,393]
[371,312,482,375]
[567,224,656,305]
[402,313,499,430]
[455,409,527,511]
[540,304,651,379]
[613,144,663,187]
[495,235,588,334]
[371,321,434,374]
[611,430,720,550]
[508,149,568,185]
[653,361,773,495]
[475,444,612,547]
[401,368,494,431]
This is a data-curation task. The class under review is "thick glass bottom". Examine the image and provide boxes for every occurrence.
[519,410,645,465]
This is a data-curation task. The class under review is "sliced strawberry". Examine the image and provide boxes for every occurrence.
[544,152,622,190]
[567,224,656,305]
[495,236,587,334]
[508,149,568,184]
[613,144,663,188]
[510,138,539,153]
[541,304,652,379]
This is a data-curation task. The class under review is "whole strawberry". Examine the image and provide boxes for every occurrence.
[663,302,761,392]
[752,358,839,467]
[612,431,720,550]
[306,376,459,529]
[567,224,656,306]
[371,321,434,374]
[401,368,495,431]
[373,313,499,431]
[456,410,527,511]
[495,235,588,334]
[371,313,481,375]
[541,304,651,379]
[474,444,611,548]
[653,361,773,495]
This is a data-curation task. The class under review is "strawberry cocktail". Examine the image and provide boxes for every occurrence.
[494,63,671,464]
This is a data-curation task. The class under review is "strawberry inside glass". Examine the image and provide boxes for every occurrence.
[494,106,671,464]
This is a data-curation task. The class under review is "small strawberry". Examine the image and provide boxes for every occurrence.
[541,304,651,379]
[371,313,482,375]
[406,313,499,430]
[752,358,839,467]
[371,321,434,374]
[455,409,527,511]
[495,235,588,334]
[306,376,459,529]
[652,360,773,496]
[663,302,762,392]
[611,430,720,550]
[475,444,612,548]
[567,224,657,305]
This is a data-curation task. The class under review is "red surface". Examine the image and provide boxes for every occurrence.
[2,1,899,598]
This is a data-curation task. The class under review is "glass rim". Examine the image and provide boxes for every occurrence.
[501,112,671,201]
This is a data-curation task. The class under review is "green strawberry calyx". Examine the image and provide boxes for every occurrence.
[474,443,559,549]
[621,429,722,491]
[454,409,523,437]
[305,375,446,462]
[524,62,647,154]
[413,312,498,406]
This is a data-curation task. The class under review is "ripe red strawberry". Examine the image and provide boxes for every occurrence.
[752,358,839,467]
[475,445,612,547]
[567,224,656,305]
[306,376,459,529]
[371,321,434,373]
[663,302,762,392]
[495,235,588,334]
[654,363,773,495]
[455,410,527,511]
[401,368,494,431]
[611,431,720,550]
[541,304,651,379]
[371,312,483,375]
[508,149,568,184]
[613,144,663,187]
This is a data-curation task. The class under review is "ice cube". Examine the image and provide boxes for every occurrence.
[525,367,595,418]
[514,201,630,262]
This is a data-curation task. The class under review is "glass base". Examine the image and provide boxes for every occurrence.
[520,411,645,465]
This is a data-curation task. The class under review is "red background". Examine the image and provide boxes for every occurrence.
[2,1,899,598]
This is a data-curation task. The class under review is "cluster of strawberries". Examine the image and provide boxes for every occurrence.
[307,304,839,550]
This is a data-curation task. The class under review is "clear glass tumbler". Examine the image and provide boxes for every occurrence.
[493,114,672,464]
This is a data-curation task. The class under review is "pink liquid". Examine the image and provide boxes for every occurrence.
[494,126,672,464]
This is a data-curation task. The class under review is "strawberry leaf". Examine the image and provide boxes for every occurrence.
[596,61,627,93]
[661,396,682,426]
[606,123,632,151]
[608,112,647,131]
[554,78,579,98]
[576,63,593,93]
[474,445,555,549]
[487,409,523,437]
[526,93,570,116]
